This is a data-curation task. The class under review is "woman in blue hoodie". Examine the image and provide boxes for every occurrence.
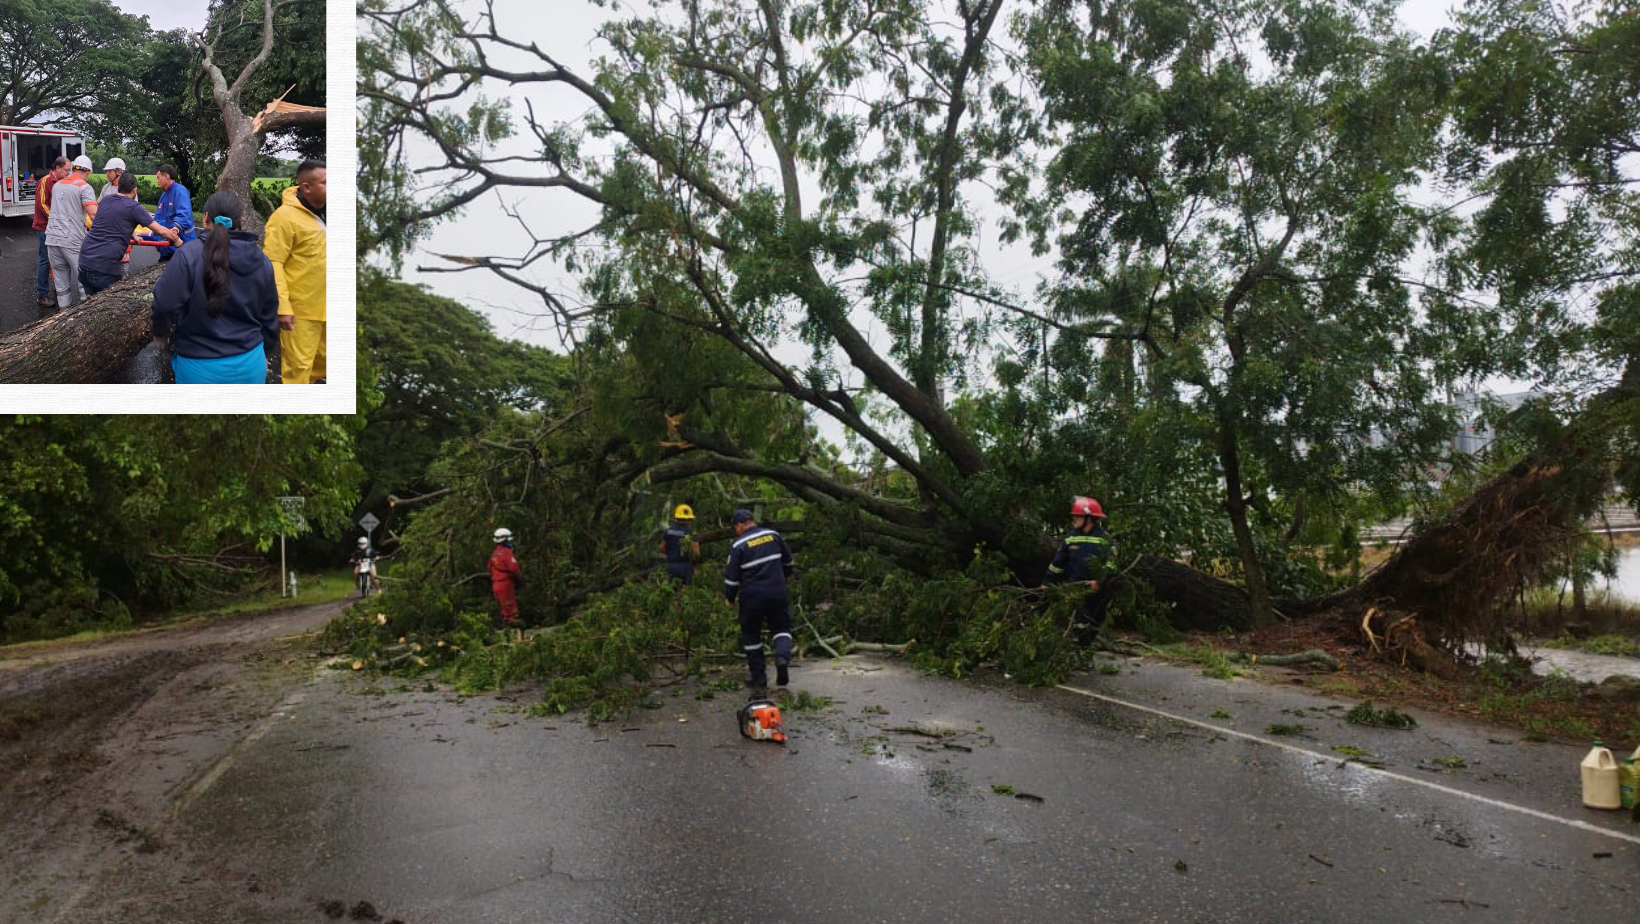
[150,191,279,384]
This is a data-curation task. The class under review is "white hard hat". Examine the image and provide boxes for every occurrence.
[357,537,369,547]
[103,157,126,172]
[70,155,93,171]
[493,528,513,541]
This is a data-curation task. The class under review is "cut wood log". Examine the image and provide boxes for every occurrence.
[1227,649,1340,671]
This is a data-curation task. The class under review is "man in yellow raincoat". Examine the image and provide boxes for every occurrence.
[264,159,327,383]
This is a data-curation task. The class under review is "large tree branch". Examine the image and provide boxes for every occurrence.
[644,449,935,531]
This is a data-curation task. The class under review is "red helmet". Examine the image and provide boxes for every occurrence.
[1071,496,1105,518]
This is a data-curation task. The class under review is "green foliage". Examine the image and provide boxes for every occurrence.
[87,174,162,206]
[0,0,151,138]
[358,269,575,504]
[364,580,739,722]
[1541,634,1640,658]
[0,415,363,643]
[1344,701,1419,729]
[1014,0,1462,620]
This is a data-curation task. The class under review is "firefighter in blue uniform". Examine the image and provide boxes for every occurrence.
[1044,496,1117,645]
[723,508,795,690]
[660,503,702,583]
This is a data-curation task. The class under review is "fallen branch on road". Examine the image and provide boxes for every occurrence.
[1227,649,1340,671]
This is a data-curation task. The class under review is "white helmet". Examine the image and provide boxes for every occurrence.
[103,157,126,172]
[70,155,93,172]
[357,537,369,547]
[493,528,513,541]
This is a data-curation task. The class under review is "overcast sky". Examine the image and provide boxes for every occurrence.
[113,0,215,34]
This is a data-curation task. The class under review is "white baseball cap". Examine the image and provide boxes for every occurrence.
[70,155,93,171]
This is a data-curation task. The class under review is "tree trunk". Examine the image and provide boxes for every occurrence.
[1218,424,1274,626]
[0,266,165,383]
[218,108,266,234]
[1127,555,1255,632]
[0,263,281,384]
[192,0,327,236]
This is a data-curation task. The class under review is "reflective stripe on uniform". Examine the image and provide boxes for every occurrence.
[741,552,783,570]
[1065,536,1111,545]
[724,579,741,586]
[731,528,775,549]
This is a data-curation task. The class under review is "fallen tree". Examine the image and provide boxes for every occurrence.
[0,262,282,384]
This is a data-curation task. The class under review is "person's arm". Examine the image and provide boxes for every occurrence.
[257,258,280,347]
[779,535,794,580]
[262,211,297,330]
[173,188,194,236]
[142,202,181,245]
[149,248,194,347]
[1043,539,1070,586]
[724,543,742,603]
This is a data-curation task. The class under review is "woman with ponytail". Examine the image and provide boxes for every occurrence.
[150,191,279,384]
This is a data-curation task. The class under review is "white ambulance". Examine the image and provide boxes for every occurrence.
[0,126,87,218]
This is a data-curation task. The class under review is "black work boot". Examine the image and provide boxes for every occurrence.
[776,664,790,687]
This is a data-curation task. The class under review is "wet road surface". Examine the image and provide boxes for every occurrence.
[23,643,1635,924]
[0,214,159,336]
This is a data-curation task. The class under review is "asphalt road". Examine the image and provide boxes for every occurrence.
[18,637,1634,924]
[0,214,160,336]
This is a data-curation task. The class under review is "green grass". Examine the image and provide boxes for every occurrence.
[1156,643,1245,680]
[1540,634,1640,658]
[190,569,358,617]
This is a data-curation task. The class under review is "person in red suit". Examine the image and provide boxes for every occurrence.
[488,527,523,639]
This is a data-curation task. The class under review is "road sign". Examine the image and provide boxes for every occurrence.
[277,496,306,531]
[359,512,381,535]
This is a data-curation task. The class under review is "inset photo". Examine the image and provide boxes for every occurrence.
[0,0,328,388]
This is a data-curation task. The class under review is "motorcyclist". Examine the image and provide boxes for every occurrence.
[348,536,378,596]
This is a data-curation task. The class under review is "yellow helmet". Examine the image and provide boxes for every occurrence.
[673,504,695,520]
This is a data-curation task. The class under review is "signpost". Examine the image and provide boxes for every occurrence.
[277,496,305,597]
[359,511,381,539]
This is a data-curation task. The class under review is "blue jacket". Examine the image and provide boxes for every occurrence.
[153,181,197,257]
[724,525,793,604]
[1044,522,1116,585]
[662,523,698,580]
[151,230,280,360]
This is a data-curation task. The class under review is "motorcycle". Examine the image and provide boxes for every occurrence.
[354,555,379,597]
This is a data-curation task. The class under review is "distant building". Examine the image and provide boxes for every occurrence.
[1451,389,1540,456]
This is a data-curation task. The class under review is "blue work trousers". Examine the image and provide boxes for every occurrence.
[737,595,793,686]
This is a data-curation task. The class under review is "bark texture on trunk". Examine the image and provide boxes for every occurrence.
[0,262,281,384]
[1128,555,1256,632]
[192,0,326,236]
[0,265,166,383]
